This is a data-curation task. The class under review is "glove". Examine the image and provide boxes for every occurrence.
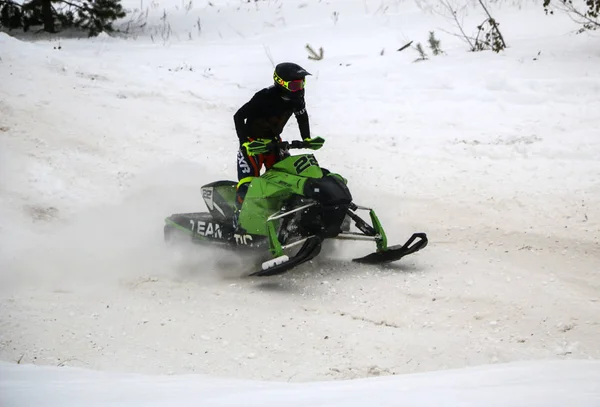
[242,140,270,156]
[304,136,325,150]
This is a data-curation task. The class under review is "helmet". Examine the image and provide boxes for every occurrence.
[273,62,311,100]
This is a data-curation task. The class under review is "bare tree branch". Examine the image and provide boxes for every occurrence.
[397,40,413,52]
[438,26,493,50]
[551,0,600,29]
[263,44,275,68]
[477,0,507,49]
[438,0,474,50]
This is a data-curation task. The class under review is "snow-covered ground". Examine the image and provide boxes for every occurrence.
[1,0,599,404]
[3,359,600,406]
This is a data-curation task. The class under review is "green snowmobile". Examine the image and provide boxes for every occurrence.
[163,140,428,276]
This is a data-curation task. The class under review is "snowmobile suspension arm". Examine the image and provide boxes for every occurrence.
[267,202,317,221]
[266,202,318,257]
[347,205,389,252]
[345,210,377,236]
[281,235,317,250]
[335,232,379,241]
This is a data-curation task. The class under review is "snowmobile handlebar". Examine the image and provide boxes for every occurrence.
[267,140,311,152]
[280,140,309,150]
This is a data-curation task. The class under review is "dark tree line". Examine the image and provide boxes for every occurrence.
[0,0,125,36]
[1,0,597,39]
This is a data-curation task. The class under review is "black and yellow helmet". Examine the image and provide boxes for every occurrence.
[273,62,311,100]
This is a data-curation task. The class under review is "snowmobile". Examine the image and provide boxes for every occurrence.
[163,140,428,277]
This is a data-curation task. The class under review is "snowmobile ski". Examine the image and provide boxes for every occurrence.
[249,236,323,277]
[352,232,428,264]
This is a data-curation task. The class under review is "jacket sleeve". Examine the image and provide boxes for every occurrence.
[234,95,260,145]
[293,101,310,140]
[233,102,251,145]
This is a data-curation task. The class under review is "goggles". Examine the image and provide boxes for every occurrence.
[274,72,306,92]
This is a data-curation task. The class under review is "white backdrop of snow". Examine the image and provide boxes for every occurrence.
[0,0,599,405]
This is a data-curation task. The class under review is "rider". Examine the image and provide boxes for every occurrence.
[233,62,325,211]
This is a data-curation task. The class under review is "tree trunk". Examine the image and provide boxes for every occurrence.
[40,0,55,33]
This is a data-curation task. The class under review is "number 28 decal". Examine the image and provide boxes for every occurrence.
[293,155,319,174]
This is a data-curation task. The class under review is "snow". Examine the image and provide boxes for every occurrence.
[1,0,600,405]
[2,360,600,406]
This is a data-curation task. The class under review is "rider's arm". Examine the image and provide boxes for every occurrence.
[234,96,261,145]
[293,100,310,140]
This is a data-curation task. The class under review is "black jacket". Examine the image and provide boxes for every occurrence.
[234,85,310,146]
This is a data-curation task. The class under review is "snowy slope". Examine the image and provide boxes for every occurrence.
[2,360,600,407]
[1,0,600,403]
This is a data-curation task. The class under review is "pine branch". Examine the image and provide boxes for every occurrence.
[59,0,89,12]
[2,0,23,8]
[306,43,324,60]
